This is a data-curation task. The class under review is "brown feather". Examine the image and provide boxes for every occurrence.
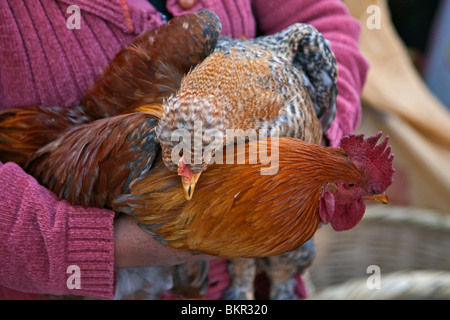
[171,261,209,299]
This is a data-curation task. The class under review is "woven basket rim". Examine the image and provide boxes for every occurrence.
[362,205,450,231]
[307,269,450,300]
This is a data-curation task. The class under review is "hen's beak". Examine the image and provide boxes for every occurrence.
[181,173,202,201]
[365,193,388,204]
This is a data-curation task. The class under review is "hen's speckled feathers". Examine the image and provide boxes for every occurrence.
[157,23,338,174]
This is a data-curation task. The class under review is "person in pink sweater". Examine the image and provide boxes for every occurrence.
[0,0,368,299]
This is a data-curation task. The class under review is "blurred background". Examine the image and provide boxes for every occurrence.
[307,0,450,299]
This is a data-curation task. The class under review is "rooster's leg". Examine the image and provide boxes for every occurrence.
[223,258,256,300]
[267,255,297,300]
[266,240,316,300]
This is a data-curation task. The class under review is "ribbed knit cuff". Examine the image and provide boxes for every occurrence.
[64,204,116,299]
[0,162,116,299]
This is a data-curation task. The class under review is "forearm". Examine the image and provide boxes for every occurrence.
[0,162,116,299]
[114,214,214,268]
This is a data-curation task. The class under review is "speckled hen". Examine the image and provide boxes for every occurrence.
[156,22,338,200]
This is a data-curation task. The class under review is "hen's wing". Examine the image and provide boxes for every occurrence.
[25,113,159,208]
[290,25,338,132]
[82,9,222,119]
[0,106,93,167]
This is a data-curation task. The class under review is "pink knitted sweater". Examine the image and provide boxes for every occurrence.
[0,0,368,299]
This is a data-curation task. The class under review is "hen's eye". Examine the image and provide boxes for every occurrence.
[345,183,355,189]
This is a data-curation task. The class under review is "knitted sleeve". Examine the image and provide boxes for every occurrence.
[0,162,116,299]
[252,0,369,146]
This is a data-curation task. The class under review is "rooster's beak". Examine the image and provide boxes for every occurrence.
[181,173,202,201]
[365,193,388,204]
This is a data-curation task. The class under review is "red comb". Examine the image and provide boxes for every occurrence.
[340,132,394,193]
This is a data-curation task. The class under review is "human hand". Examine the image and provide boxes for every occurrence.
[114,214,215,268]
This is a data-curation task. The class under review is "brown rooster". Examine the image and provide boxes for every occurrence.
[24,121,393,298]
[152,19,338,299]
[111,133,393,257]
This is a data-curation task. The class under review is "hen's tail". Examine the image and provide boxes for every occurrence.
[0,105,92,167]
[249,24,338,132]
[289,23,338,132]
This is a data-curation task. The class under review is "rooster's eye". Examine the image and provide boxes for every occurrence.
[345,183,355,189]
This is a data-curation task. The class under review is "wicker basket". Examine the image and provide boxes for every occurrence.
[307,205,450,299]
[308,270,450,299]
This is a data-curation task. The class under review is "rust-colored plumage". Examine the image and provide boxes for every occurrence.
[25,113,159,209]
[22,119,393,298]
